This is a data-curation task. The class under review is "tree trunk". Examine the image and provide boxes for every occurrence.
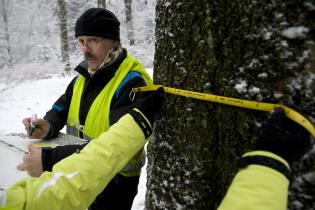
[124,0,135,46]
[146,0,315,209]
[97,0,106,8]
[57,0,71,74]
[0,0,12,65]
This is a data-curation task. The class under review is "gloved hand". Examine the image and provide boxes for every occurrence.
[255,108,312,165]
[132,87,164,125]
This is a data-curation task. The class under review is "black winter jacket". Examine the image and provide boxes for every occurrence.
[42,49,148,171]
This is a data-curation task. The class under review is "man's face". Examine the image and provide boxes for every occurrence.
[78,36,115,71]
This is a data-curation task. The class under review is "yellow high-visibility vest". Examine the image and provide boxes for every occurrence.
[67,54,152,176]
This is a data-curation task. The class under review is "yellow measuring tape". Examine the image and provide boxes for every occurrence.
[31,143,54,148]
[132,85,315,138]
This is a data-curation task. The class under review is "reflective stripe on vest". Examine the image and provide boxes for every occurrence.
[67,54,153,176]
[67,125,93,141]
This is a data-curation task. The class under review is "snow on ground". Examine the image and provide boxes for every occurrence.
[0,76,72,134]
[0,68,152,209]
[0,142,24,189]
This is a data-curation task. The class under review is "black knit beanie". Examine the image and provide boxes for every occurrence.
[75,8,120,41]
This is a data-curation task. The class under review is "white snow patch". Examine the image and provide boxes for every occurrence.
[263,30,273,40]
[274,13,284,19]
[282,26,309,39]
[303,172,315,183]
[159,141,173,151]
[297,50,310,63]
[203,82,211,89]
[287,62,299,69]
[184,179,190,184]
[168,32,174,37]
[280,51,293,59]
[258,72,268,79]
[248,59,260,68]
[303,2,315,10]
[175,202,185,210]
[273,92,283,99]
[0,84,7,92]
[305,73,315,87]
[248,86,260,96]
[165,1,171,7]
[234,80,248,93]
[280,40,288,47]
[254,121,262,128]
[291,200,304,209]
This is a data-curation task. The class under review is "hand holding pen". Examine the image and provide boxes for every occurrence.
[22,114,50,139]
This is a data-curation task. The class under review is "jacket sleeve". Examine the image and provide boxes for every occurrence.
[42,144,87,171]
[217,151,290,210]
[1,112,148,210]
[43,77,77,139]
[41,76,148,171]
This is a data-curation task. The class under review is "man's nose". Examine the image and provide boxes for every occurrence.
[81,45,90,54]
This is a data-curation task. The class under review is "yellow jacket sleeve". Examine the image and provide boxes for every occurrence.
[1,113,147,210]
[218,151,290,210]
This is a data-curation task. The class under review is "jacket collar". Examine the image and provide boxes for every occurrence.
[74,49,127,80]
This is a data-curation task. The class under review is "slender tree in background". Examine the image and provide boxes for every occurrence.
[124,0,135,45]
[97,0,106,8]
[146,0,314,209]
[66,0,95,53]
[0,0,12,66]
[57,0,71,74]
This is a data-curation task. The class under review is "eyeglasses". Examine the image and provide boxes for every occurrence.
[78,38,104,48]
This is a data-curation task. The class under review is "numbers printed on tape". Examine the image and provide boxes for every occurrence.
[31,143,54,148]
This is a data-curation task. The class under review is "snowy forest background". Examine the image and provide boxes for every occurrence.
[0,0,155,209]
[0,0,155,82]
[1,0,315,209]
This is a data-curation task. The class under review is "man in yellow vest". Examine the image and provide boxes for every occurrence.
[1,90,312,210]
[19,8,152,210]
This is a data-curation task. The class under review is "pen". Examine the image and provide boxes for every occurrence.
[29,113,37,136]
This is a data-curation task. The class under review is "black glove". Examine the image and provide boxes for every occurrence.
[255,108,312,165]
[128,88,163,138]
[133,87,164,125]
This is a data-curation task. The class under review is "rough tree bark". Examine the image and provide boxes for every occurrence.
[97,0,106,8]
[57,0,71,74]
[146,0,315,209]
[124,0,135,46]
